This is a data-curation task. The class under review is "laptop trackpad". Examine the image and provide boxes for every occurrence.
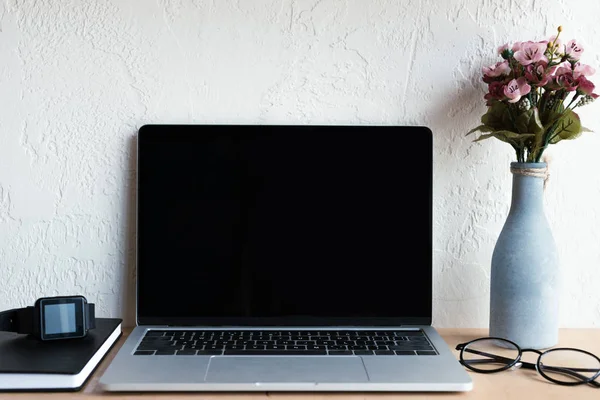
[206,357,368,383]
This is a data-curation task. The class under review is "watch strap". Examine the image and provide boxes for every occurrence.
[86,303,96,330]
[0,307,34,334]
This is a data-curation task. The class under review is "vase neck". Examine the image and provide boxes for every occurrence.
[509,168,546,211]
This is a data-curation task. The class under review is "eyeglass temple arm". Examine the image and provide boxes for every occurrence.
[539,365,600,387]
[456,346,537,370]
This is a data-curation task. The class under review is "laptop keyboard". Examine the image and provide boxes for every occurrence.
[133,330,437,356]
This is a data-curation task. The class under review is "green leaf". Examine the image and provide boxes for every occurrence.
[515,108,544,135]
[473,130,534,146]
[466,125,494,136]
[481,101,512,131]
[549,110,583,144]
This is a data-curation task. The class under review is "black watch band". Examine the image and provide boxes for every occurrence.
[0,307,34,334]
[87,303,96,329]
[0,303,95,335]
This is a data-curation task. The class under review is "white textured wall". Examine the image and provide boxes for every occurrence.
[1,0,599,328]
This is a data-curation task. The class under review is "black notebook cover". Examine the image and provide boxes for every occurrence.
[0,317,122,391]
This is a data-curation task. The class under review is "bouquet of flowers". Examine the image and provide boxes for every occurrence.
[467,26,598,163]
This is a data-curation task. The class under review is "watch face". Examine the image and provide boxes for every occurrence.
[37,296,86,340]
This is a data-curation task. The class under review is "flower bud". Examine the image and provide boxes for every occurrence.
[500,49,513,60]
[576,95,595,107]
[517,97,532,112]
[558,26,563,32]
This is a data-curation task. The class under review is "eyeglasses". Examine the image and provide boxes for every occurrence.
[456,337,600,387]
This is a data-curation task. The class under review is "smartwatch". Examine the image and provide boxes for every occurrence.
[0,295,96,341]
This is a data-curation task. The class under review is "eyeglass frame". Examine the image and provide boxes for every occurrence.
[455,336,600,387]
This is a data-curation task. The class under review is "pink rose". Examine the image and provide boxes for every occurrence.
[577,76,596,95]
[552,73,578,91]
[524,63,552,87]
[484,81,506,105]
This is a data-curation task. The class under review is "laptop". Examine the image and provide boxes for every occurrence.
[99,124,473,392]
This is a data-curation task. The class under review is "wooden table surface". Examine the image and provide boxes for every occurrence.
[1,328,598,400]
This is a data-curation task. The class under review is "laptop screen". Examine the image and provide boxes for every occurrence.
[136,125,432,326]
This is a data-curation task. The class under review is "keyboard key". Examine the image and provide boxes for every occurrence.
[353,350,374,355]
[389,345,432,351]
[374,350,395,355]
[416,351,437,356]
[394,331,424,336]
[145,331,165,336]
[155,350,176,355]
[245,345,264,350]
[288,345,306,350]
[395,350,416,355]
[142,337,172,341]
[197,350,224,355]
[176,350,197,355]
[134,351,155,355]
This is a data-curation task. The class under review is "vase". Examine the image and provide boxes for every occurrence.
[489,162,560,350]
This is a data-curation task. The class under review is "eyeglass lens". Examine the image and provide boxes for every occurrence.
[538,349,600,384]
[462,338,519,372]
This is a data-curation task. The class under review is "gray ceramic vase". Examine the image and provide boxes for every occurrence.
[489,162,560,350]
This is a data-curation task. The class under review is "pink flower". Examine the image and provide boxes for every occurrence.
[511,42,523,52]
[573,62,595,79]
[554,61,573,76]
[514,42,548,65]
[497,43,509,55]
[577,76,596,95]
[483,61,511,77]
[552,73,578,91]
[484,81,506,105]
[503,78,531,103]
[565,39,584,60]
[524,62,552,86]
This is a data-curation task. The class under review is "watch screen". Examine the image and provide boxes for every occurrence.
[38,296,86,340]
[44,303,77,334]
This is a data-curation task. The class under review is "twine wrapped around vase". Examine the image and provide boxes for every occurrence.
[510,155,551,190]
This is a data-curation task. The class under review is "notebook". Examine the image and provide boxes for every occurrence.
[0,318,122,391]
[99,124,472,392]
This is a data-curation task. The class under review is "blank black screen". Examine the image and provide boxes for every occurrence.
[137,125,432,326]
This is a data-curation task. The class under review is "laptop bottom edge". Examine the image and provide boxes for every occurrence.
[100,382,473,392]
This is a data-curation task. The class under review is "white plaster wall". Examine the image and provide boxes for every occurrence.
[1,0,599,328]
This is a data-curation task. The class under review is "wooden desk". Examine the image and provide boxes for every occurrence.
[1,328,598,400]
